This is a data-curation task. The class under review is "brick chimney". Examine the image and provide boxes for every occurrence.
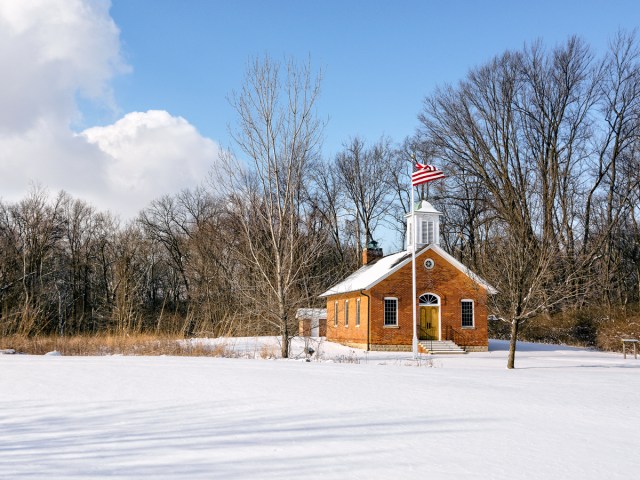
[362,240,383,265]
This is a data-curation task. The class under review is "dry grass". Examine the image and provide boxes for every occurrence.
[0,334,233,357]
[488,307,640,353]
[259,343,277,359]
[596,315,640,352]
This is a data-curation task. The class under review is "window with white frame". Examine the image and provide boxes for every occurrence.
[461,300,474,327]
[420,219,435,244]
[334,301,338,327]
[384,298,398,326]
[344,299,349,327]
[356,298,361,327]
[420,220,428,244]
[419,220,433,244]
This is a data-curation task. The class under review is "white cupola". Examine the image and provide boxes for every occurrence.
[405,199,442,251]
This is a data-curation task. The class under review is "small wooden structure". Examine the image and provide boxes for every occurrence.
[622,338,638,359]
[296,308,327,337]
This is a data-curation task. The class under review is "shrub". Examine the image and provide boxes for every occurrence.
[488,306,640,352]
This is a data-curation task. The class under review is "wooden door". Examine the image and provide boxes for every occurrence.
[419,306,439,340]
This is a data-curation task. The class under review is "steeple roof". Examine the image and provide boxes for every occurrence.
[414,199,442,214]
[404,199,443,219]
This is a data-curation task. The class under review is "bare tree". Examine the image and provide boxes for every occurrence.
[585,31,640,307]
[309,158,358,277]
[479,225,592,368]
[221,56,324,358]
[418,38,602,368]
[336,136,395,261]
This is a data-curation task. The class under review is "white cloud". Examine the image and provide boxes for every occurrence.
[0,120,110,198]
[0,0,125,134]
[82,110,222,216]
[0,0,223,218]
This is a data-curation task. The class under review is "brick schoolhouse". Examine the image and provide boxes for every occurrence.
[320,200,497,353]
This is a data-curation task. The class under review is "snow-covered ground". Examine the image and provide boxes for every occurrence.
[1,338,638,479]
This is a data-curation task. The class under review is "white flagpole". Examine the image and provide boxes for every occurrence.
[411,163,418,358]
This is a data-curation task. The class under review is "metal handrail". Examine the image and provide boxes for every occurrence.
[445,325,468,346]
[418,325,438,351]
[419,325,438,339]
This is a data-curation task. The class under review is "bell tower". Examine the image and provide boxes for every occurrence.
[405,200,442,251]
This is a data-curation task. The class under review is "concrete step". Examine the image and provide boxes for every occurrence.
[418,340,466,354]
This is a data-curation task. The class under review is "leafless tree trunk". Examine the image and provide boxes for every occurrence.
[221,56,324,358]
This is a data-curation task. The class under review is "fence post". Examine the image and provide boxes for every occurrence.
[622,339,638,360]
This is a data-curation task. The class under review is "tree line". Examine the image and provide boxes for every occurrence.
[0,58,409,357]
[1,34,639,361]
[418,32,640,366]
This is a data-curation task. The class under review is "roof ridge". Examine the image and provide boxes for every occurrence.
[319,245,497,297]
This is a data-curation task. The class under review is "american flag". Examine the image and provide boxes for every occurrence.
[412,163,445,186]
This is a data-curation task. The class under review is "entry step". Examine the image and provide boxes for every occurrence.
[418,340,466,354]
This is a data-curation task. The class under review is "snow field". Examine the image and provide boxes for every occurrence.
[1,339,638,479]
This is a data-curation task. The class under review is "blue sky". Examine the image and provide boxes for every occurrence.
[0,0,638,220]
[106,0,639,157]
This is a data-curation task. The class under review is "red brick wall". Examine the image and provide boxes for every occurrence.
[298,318,327,337]
[325,293,369,347]
[298,319,311,336]
[319,319,327,337]
[325,249,489,350]
[367,249,488,348]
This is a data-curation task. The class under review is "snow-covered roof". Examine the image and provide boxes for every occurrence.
[319,244,497,297]
[319,250,411,297]
[295,308,327,320]
[405,199,443,217]
[416,199,442,214]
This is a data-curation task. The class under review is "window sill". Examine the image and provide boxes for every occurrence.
[461,326,475,330]
[384,325,399,329]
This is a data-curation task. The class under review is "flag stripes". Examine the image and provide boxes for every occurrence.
[411,163,445,186]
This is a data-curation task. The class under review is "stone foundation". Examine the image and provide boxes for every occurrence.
[369,344,412,352]
[464,345,488,352]
[329,340,488,353]
[341,342,368,350]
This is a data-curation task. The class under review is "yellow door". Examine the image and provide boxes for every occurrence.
[419,306,439,340]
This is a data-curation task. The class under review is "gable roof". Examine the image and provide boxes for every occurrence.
[319,244,497,297]
[295,308,327,321]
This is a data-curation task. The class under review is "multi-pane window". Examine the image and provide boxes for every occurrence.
[334,301,338,327]
[344,299,349,327]
[421,220,434,244]
[461,300,474,327]
[356,298,361,327]
[384,298,398,326]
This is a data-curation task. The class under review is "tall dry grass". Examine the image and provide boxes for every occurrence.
[596,315,640,352]
[488,306,640,352]
[0,334,232,357]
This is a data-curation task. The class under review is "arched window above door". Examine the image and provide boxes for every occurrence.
[419,293,439,305]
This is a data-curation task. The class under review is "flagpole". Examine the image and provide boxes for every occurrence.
[409,161,444,359]
[411,161,418,358]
